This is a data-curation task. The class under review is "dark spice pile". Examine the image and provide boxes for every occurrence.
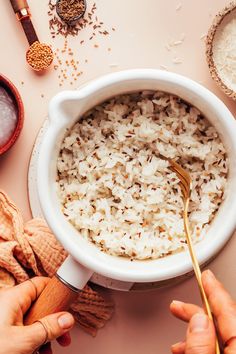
[57,0,86,23]
[48,1,113,39]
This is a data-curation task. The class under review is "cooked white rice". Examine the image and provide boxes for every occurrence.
[56,91,228,260]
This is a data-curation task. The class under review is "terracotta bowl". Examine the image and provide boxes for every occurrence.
[206,1,236,100]
[0,74,24,155]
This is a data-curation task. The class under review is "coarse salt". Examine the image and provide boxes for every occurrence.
[0,87,18,148]
[213,17,236,91]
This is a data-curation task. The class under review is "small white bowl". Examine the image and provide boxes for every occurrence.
[37,69,236,286]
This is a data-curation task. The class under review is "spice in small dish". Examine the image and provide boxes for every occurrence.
[206,3,236,99]
[56,0,86,24]
[0,86,18,148]
[26,41,54,71]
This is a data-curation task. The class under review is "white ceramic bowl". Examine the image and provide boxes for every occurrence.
[38,69,236,287]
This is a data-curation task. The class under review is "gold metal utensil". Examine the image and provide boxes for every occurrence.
[147,143,221,352]
[166,156,220,354]
[9,0,53,71]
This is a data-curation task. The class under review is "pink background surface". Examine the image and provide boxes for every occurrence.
[1,1,236,353]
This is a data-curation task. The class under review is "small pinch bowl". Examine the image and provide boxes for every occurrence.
[0,74,24,155]
[37,69,236,285]
[206,1,236,100]
[56,0,87,25]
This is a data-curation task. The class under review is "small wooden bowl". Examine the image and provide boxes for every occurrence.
[0,74,24,155]
[206,1,236,100]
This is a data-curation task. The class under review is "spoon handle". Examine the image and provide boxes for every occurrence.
[9,0,39,45]
[183,199,221,354]
[10,0,29,14]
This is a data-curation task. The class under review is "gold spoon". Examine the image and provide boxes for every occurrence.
[147,143,220,352]
[165,156,221,354]
[9,0,53,71]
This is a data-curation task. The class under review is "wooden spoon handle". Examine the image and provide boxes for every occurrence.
[24,276,78,325]
[10,0,29,13]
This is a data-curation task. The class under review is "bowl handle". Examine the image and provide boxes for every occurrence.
[24,256,93,325]
[48,90,87,127]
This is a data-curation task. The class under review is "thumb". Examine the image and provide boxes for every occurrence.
[23,312,75,350]
[185,314,216,354]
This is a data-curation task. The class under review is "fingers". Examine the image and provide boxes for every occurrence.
[171,341,186,354]
[170,307,214,353]
[202,270,234,317]
[23,312,75,351]
[0,277,50,325]
[3,277,49,315]
[170,301,204,322]
[185,313,216,354]
[170,271,236,352]
[202,270,236,344]
[13,277,49,313]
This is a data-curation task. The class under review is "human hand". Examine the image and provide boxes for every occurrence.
[0,277,75,354]
[170,270,236,354]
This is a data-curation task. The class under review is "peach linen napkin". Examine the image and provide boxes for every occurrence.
[0,190,114,336]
